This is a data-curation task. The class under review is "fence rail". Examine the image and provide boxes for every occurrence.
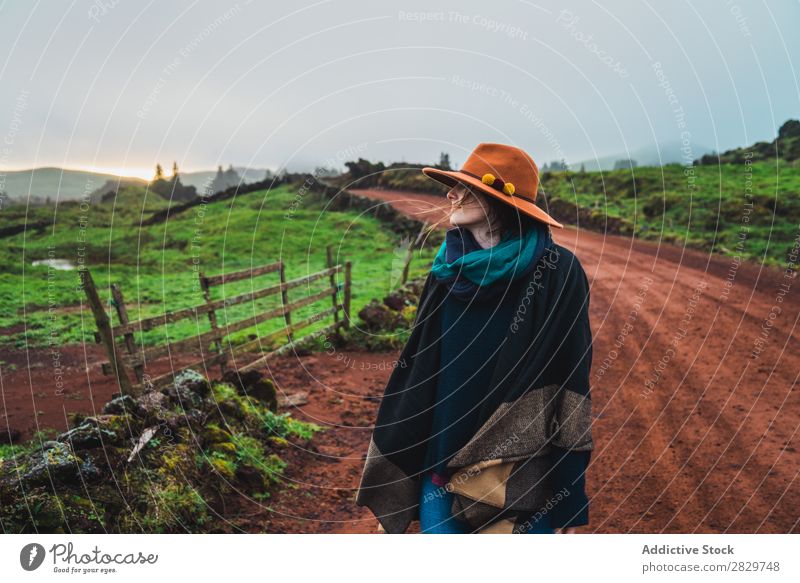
[82,245,352,395]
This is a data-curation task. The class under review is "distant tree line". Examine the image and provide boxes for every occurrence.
[210,164,242,193]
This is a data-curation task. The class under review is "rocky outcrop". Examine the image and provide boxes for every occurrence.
[0,369,320,533]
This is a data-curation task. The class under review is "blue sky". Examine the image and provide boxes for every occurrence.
[0,0,798,177]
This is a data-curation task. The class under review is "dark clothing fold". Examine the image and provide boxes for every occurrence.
[356,238,595,533]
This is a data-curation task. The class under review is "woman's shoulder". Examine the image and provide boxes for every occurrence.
[537,242,586,276]
[524,242,590,296]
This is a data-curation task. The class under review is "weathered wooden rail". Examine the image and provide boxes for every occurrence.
[80,245,351,395]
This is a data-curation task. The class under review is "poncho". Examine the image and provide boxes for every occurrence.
[356,239,596,534]
[423,224,551,477]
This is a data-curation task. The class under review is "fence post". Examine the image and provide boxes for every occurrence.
[279,262,293,344]
[344,260,352,329]
[326,244,339,325]
[110,283,144,383]
[199,273,225,375]
[80,268,135,396]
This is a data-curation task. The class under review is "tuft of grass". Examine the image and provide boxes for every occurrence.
[261,410,323,441]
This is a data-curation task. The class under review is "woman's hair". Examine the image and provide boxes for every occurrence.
[479,190,543,239]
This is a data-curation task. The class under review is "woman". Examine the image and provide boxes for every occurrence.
[356,143,595,535]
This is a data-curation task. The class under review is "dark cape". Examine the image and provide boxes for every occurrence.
[356,241,596,534]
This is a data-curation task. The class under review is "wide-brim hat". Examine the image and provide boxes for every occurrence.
[422,142,563,229]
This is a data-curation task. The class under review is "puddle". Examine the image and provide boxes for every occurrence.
[31,258,76,270]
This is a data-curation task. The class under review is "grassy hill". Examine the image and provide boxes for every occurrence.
[539,158,799,267]
[0,167,147,201]
[0,183,437,348]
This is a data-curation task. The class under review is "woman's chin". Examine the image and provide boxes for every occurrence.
[449,213,470,227]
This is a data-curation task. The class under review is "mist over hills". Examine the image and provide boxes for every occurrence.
[4,118,798,202]
[0,166,274,201]
[570,139,715,171]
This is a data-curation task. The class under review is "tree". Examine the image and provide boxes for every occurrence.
[211,165,226,193]
[778,119,800,140]
[151,163,168,196]
[223,164,240,186]
[438,152,452,170]
[210,164,242,193]
[545,159,568,171]
[150,161,197,201]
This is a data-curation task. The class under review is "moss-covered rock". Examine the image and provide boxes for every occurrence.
[22,442,84,485]
[57,421,120,450]
[174,369,211,398]
[202,423,233,445]
[0,369,320,533]
[103,394,146,417]
[222,369,277,411]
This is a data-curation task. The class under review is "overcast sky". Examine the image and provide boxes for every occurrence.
[1,0,798,177]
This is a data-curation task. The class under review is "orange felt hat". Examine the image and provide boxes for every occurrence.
[422,142,563,229]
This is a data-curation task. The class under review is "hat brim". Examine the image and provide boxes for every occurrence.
[421,167,564,229]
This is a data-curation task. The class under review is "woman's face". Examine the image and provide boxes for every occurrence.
[446,183,492,228]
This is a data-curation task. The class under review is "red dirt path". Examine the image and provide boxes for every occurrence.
[1,188,798,533]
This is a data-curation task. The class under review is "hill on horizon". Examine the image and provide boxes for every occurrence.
[569,139,715,172]
[0,166,275,201]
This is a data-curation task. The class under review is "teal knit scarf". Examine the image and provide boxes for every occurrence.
[431,225,543,290]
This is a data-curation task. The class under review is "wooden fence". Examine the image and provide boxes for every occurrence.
[80,245,351,395]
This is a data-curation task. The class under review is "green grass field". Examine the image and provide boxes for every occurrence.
[0,183,438,349]
[541,158,798,268]
[3,157,797,350]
